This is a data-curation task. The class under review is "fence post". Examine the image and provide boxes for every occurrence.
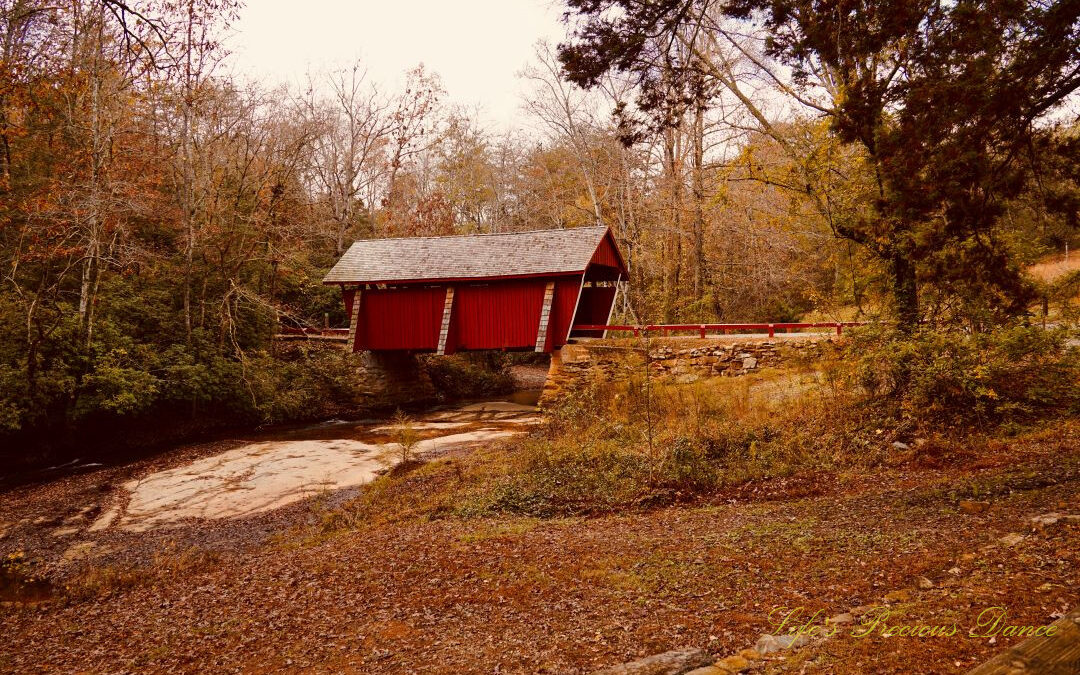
[768,323,775,338]
[836,323,842,336]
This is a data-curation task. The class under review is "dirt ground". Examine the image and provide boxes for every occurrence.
[1,419,1078,674]
[1027,251,1080,283]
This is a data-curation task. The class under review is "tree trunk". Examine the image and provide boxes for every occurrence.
[892,252,919,330]
[663,125,683,322]
[180,0,196,343]
[690,101,706,300]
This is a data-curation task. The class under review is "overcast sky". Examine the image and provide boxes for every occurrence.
[227,0,570,129]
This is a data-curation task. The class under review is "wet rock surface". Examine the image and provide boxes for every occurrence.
[0,395,540,573]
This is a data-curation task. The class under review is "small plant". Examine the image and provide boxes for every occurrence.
[388,409,421,466]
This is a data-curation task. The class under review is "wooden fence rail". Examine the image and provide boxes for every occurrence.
[275,327,350,342]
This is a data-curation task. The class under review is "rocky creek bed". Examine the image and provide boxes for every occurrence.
[0,397,541,583]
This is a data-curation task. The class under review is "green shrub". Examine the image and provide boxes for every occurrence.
[480,426,721,518]
[848,325,1080,429]
[421,353,513,399]
[485,439,654,516]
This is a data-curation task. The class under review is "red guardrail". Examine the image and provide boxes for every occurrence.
[574,322,866,338]
[277,327,350,337]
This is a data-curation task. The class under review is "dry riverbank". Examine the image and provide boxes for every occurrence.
[1,413,1077,673]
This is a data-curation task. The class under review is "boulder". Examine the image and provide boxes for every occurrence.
[591,649,712,675]
[959,500,990,515]
[998,533,1024,547]
[1030,512,1080,530]
[754,633,809,655]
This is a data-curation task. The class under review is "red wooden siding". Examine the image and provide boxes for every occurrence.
[344,277,616,351]
[450,280,547,350]
[345,277,589,353]
[589,232,625,270]
[355,286,445,351]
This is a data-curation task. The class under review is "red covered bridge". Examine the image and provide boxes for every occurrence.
[323,226,628,354]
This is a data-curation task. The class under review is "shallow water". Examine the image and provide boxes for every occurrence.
[506,388,542,406]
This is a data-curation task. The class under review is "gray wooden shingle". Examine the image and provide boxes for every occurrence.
[323,226,611,284]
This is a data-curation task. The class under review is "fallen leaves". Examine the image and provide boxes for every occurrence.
[0,421,1078,673]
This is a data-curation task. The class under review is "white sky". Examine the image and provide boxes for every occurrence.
[227,0,570,130]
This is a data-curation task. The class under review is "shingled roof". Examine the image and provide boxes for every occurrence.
[323,226,620,284]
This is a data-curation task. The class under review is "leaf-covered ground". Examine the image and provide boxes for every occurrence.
[1,421,1078,674]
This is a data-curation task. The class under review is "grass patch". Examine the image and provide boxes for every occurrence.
[62,542,221,601]
[63,564,153,600]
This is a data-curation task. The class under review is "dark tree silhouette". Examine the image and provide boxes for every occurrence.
[559,0,1080,328]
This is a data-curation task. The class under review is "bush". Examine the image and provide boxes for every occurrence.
[848,325,1080,429]
[485,439,651,516]
[421,352,514,399]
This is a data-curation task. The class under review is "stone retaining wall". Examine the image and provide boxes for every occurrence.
[540,336,838,406]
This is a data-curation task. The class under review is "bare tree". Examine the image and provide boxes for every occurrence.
[298,63,393,253]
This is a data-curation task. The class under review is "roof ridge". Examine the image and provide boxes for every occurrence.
[323,224,623,285]
[345,225,608,247]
